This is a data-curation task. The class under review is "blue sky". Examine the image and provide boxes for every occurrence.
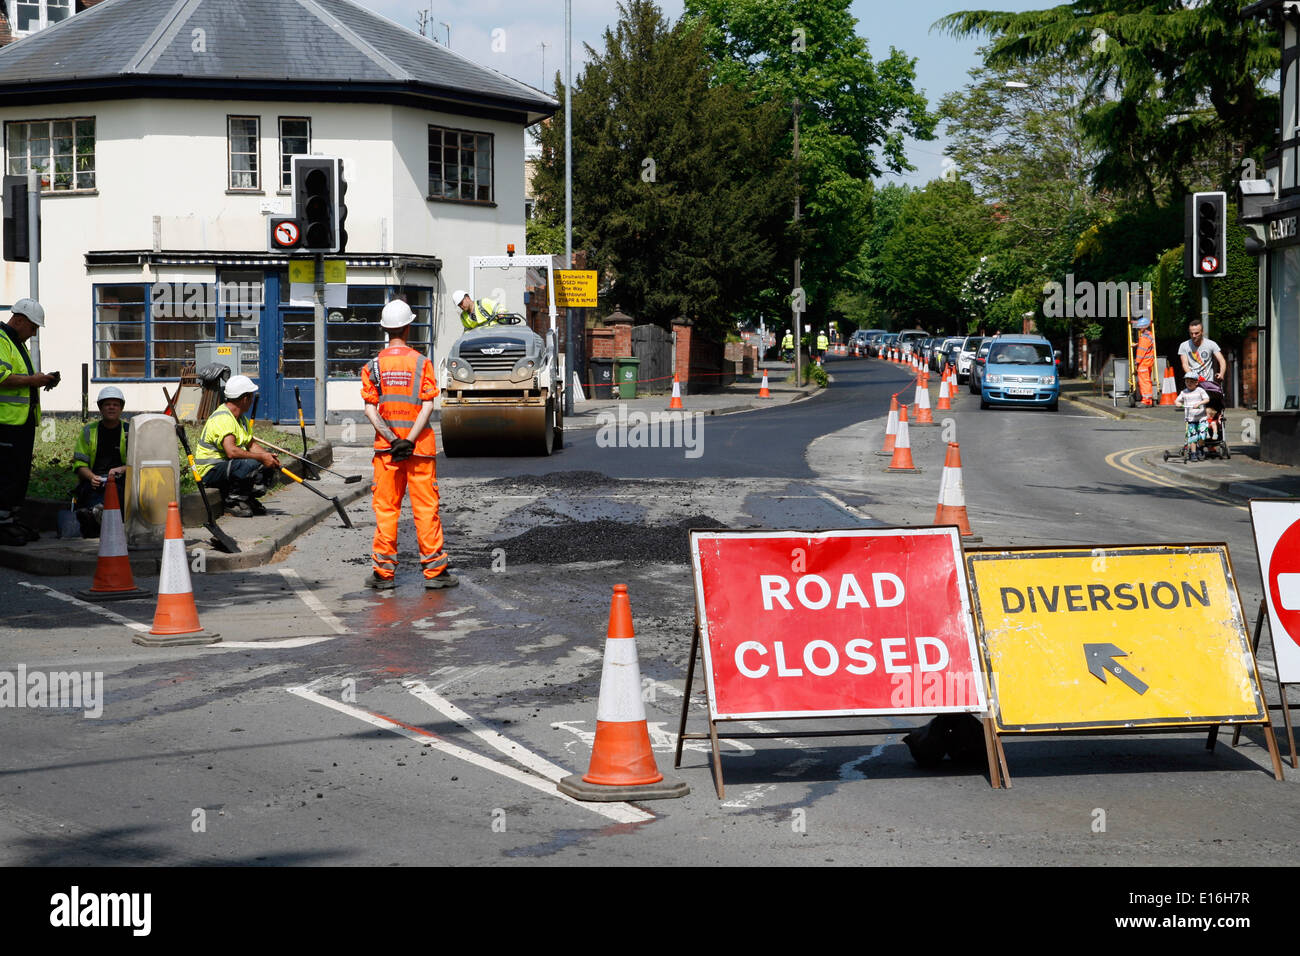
[360,0,1045,184]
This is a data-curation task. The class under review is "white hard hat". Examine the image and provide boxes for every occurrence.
[96,385,125,406]
[225,375,258,399]
[381,299,415,329]
[11,297,44,327]
[452,290,469,306]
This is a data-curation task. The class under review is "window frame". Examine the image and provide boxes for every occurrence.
[278,116,311,193]
[4,116,96,193]
[427,125,495,205]
[227,114,261,193]
[324,285,434,380]
[9,0,73,36]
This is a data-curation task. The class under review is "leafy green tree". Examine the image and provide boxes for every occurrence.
[530,2,794,335]
[877,179,994,329]
[937,2,1278,204]
[684,0,935,329]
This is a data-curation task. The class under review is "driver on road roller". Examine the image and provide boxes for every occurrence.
[453,289,504,332]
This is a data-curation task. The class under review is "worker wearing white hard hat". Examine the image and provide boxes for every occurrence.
[194,374,279,517]
[454,288,502,332]
[361,299,455,589]
[0,298,59,546]
[71,386,131,537]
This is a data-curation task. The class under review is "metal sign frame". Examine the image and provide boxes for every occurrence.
[676,526,1001,798]
[965,542,1283,783]
[1246,498,1300,768]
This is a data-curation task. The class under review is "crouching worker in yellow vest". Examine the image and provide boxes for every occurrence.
[71,386,130,538]
[194,375,280,517]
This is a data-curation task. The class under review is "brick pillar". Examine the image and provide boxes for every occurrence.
[672,316,693,392]
[606,308,633,357]
[0,8,13,47]
[1242,332,1259,409]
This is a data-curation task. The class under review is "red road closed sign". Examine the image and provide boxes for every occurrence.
[1250,499,1300,683]
[690,528,986,720]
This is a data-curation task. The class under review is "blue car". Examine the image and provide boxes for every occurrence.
[979,335,1060,411]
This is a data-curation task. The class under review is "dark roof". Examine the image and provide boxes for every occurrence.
[0,0,557,123]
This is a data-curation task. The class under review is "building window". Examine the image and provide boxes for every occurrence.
[279,117,310,191]
[5,117,95,192]
[1269,247,1300,411]
[326,286,433,378]
[10,0,71,35]
[228,116,259,191]
[94,285,148,380]
[428,126,493,203]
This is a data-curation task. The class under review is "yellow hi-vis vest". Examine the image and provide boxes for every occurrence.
[195,406,252,479]
[460,298,500,331]
[71,421,129,474]
[0,325,38,426]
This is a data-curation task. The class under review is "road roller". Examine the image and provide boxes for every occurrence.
[439,254,565,457]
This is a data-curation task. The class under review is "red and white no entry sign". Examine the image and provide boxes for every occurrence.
[1201,255,1219,273]
[1250,500,1300,683]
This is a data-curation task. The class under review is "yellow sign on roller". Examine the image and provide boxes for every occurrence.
[967,546,1266,732]
[554,270,597,308]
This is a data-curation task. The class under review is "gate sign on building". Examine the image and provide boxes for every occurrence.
[1250,499,1300,684]
[966,545,1267,732]
[689,528,986,720]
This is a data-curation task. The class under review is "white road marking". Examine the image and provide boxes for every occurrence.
[19,582,150,633]
[574,645,603,660]
[288,685,653,825]
[429,664,492,693]
[720,784,776,809]
[838,744,888,780]
[458,577,517,612]
[278,568,349,635]
[816,490,873,523]
[207,637,333,650]
[550,719,754,757]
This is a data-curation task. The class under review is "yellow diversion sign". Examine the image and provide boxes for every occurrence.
[967,546,1266,732]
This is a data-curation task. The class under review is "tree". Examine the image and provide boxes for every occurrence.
[530,2,794,335]
[937,2,1278,204]
[876,179,994,329]
[684,0,936,329]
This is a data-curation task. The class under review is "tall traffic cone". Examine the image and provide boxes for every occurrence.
[884,407,920,472]
[876,395,900,456]
[758,368,772,399]
[913,372,935,424]
[934,442,981,541]
[133,502,220,646]
[667,373,685,410]
[936,371,953,411]
[1159,366,1178,406]
[558,584,688,801]
[79,477,146,601]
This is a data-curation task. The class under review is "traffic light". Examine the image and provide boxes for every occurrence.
[1185,191,1227,279]
[2,175,39,263]
[292,157,347,253]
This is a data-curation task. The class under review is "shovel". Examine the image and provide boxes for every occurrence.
[280,466,354,528]
[294,387,320,480]
[175,425,241,554]
[257,436,362,483]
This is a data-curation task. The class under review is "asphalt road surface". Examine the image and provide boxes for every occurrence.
[1,355,1293,868]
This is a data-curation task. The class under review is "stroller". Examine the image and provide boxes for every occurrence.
[1163,379,1230,463]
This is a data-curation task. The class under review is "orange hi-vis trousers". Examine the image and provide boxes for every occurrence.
[371,454,449,581]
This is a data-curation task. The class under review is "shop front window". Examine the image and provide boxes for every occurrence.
[1269,246,1300,411]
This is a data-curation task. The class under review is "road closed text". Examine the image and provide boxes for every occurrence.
[734,636,949,678]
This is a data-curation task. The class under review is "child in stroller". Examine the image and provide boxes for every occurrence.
[1170,373,1230,462]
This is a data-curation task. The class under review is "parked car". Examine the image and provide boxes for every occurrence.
[934,336,963,372]
[865,331,888,356]
[968,339,993,393]
[979,334,1060,411]
[957,335,984,383]
[896,330,929,358]
[879,332,899,356]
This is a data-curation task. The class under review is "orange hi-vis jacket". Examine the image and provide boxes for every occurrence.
[362,345,438,456]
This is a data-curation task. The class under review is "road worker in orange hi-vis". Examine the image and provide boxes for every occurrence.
[361,299,456,590]
[1133,316,1156,406]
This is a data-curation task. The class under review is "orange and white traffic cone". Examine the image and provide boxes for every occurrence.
[1159,366,1178,406]
[667,373,685,410]
[79,477,146,602]
[758,368,771,399]
[913,371,935,424]
[934,442,981,541]
[884,407,920,472]
[133,502,220,646]
[877,395,900,457]
[558,584,688,801]
[936,371,953,411]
